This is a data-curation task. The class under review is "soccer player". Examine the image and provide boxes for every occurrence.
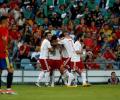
[58,31,75,87]
[49,35,62,87]
[35,31,53,87]
[0,16,15,94]
[71,34,90,86]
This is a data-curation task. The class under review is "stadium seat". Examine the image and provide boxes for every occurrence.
[20,59,34,70]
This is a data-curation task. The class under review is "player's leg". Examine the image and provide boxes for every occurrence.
[71,62,78,86]
[6,57,16,94]
[44,71,50,86]
[36,59,50,87]
[60,58,69,85]
[0,69,2,94]
[36,71,45,87]
[61,68,75,86]
[50,60,62,87]
[0,58,8,94]
[50,69,55,87]
[49,59,55,87]
[61,58,75,86]
[67,71,75,86]
[79,62,91,86]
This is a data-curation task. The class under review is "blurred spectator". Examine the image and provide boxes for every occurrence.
[103,47,118,69]
[85,51,100,69]
[31,46,41,69]
[116,45,120,61]
[84,33,94,49]
[18,41,31,61]
[95,52,107,69]
[0,0,119,70]
[108,72,119,85]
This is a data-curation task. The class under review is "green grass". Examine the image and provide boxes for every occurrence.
[0,84,120,100]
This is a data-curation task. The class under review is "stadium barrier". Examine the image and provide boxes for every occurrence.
[1,62,120,84]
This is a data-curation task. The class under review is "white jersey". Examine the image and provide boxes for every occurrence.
[39,39,52,59]
[61,47,69,58]
[71,41,82,62]
[49,48,61,60]
[59,38,75,58]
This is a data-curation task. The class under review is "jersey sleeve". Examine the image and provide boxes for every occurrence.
[74,42,82,51]
[47,41,52,49]
[58,39,64,45]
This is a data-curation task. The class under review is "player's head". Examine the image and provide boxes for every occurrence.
[76,33,84,42]
[51,35,57,41]
[59,33,65,39]
[51,35,58,47]
[44,30,52,41]
[111,72,116,78]
[0,16,9,27]
[63,31,69,37]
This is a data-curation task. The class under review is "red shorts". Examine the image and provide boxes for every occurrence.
[71,61,84,70]
[62,57,71,69]
[39,59,50,70]
[49,59,62,70]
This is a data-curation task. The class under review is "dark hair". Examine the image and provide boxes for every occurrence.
[51,35,57,41]
[44,30,51,37]
[111,72,115,75]
[0,16,8,23]
[59,33,65,38]
[76,33,83,41]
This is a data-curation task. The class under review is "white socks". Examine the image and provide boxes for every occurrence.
[67,72,75,86]
[62,70,75,86]
[50,71,55,87]
[73,71,78,85]
[36,71,44,83]
[44,72,50,86]
[62,71,68,85]
[81,70,87,85]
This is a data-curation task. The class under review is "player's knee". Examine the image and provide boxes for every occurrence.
[60,65,65,72]
[0,69,2,74]
[7,68,14,73]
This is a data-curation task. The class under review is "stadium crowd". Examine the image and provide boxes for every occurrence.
[0,0,120,70]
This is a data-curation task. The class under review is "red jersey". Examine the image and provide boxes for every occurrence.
[9,31,20,40]
[0,27,9,58]
[115,31,120,39]
[19,45,30,56]
[103,51,115,60]
[84,38,94,48]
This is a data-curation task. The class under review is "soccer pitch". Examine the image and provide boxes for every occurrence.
[0,84,120,100]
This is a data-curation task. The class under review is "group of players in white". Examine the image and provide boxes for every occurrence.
[35,31,90,87]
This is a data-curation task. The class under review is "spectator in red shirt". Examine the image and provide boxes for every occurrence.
[9,24,21,41]
[103,47,116,60]
[18,42,30,61]
[85,51,100,70]
[114,26,120,39]
[76,18,87,34]
[84,33,94,49]
[103,47,118,69]
[88,21,98,35]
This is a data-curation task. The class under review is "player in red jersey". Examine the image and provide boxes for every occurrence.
[0,16,15,94]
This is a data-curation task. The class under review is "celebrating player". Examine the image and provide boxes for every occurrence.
[58,31,75,87]
[71,34,90,86]
[35,31,53,87]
